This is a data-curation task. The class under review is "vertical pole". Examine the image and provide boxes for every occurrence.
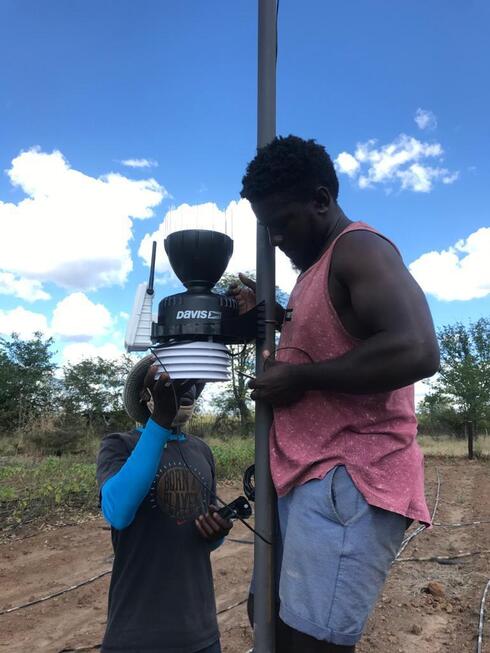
[254,1,277,652]
[468,420,474,460]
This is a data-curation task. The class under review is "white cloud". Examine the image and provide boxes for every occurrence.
[121,158,158,169]
[442,171,460,185]
[397,164,458,193]
[0,148,167,292]
[61,342,123,366]
[414,108,437,131]
[336,133,458,193]
[409,227,490,301]
[51,292,113,340]
[138,199,298,293]
[335,152,360,178]
[0,272,50,302]
[0,306,50,339]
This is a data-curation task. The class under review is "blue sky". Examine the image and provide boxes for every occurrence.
[0,0,488,369]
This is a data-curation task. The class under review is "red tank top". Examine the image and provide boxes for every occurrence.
[271,221,431,524]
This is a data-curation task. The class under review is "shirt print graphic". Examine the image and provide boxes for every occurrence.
[149,461,209,523]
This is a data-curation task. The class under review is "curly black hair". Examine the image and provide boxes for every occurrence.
[240,135,339,203]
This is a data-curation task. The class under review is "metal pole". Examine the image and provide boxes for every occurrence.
[254,1,277,652]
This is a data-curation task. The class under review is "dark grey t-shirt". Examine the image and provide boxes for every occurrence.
[96,430,219,652]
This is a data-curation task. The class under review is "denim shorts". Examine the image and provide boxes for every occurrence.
[275,465,407,646]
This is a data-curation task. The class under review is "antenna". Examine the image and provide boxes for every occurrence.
[124,241,157,352]
[147,241,157,295]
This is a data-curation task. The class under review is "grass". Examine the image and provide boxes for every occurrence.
[208,437,255,480]
[418,434,490,458]
[0,456,98,532]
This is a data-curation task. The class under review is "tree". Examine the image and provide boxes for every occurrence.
[417,395,461,437]
[62,355,134,430]
[423,318,490,433]
[0,332,58,432]
[210,341,256,434]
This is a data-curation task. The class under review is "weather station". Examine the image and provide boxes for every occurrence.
[124,222,265,381]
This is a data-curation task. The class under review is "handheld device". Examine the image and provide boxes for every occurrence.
[216,496,252,521]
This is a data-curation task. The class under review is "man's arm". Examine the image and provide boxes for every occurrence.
[250,231,439,402]
[100,419,173,530]
[99,366,184,529]
[303,231,439,392]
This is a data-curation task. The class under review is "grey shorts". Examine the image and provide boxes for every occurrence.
[275,465,407,646]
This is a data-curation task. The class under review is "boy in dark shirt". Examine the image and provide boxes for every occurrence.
[96,355,233,653]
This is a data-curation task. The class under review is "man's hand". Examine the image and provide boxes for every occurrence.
[249,351,305,407]
[142,365,192,429]
[228,273,257,315]
[228,272,286,327]
[195,504,233,542]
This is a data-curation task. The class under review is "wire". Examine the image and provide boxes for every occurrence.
[227,538,254,545]
[477,580,490,653]
[275,346,314,363]
[57,646,101,652]
[216,597,248,615]
[0,569,111,616]
[150,347,272,546]
[396,467,441,560]
[229,342,251,358]
[396,550,490,564]
[176,440,272,546]
[433,519,490,528]
[243,465,255,502]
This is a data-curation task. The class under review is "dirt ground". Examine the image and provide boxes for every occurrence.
[1,458,489,653]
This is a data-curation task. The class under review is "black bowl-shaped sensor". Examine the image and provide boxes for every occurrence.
[164,229,234,291]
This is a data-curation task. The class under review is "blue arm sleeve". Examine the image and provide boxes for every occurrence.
[101,419,172,530]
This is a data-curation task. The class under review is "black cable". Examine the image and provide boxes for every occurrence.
[149,347,272,546]
[227,537,254,545]
[176,440,271,545]
[150,339,195,350]
[243,465,255,502]
[275,345,314,363]
[229,342,250,358]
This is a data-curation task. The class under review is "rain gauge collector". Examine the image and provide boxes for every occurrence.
[125,217,264,380]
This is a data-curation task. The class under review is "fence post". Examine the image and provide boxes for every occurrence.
[467,420,474,460]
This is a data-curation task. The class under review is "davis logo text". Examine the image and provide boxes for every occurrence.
[175,310,222,320]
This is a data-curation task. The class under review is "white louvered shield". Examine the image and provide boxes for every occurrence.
[152,340,231,381]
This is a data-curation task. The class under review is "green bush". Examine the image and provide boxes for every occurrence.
[0,457,98,531]
[209,437,255,479]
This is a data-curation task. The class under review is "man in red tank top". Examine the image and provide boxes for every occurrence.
[234,135,440,653]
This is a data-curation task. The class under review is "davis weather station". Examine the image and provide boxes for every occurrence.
[124,224,264,380]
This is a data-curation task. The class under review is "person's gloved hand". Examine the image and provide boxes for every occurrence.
[142,365,193,431]
[195,504,233,542]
